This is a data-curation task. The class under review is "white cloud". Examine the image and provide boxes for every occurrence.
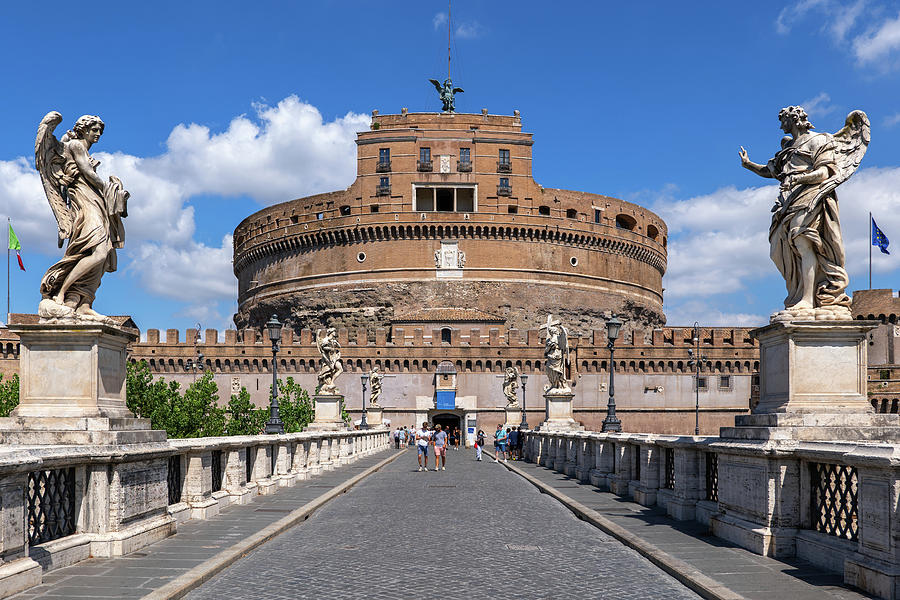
[775,0,829,34]
[0,96,367,319]
[433,12,447,30]
[801,91,836,117]
[884,112,900,127]
[455,22,484,39]
[663,300,767,328]
[658,166,900,312]
[853,10,900,64]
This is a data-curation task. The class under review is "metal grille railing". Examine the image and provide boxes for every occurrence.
[633,446,641,481]
[664,448,675,490]
[167,455,182,505]
[809,462,858,541]
[211,451,223,493]
[289,443,296,470]
[705,453,718,502]
[246,446,255,484]
[27,468,76,546]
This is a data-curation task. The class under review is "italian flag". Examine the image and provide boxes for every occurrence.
[8,224,24,271]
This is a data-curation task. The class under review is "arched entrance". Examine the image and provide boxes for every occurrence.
[431,412,461,433]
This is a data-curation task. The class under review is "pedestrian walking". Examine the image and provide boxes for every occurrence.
[393,427,400,449]
[416,421,432,471]
[494,424,508,462]
[474,429,485,461]
[399,427,408,448]
[432,424,448,470]
[454,428,461,450]
[508,426,519,460]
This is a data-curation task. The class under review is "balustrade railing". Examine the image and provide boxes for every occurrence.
[168,455,182,504]
[27,467,76,546]
[705,452,718,502]
[809,462,858,541]
[211,450,223,493]
[664,447,675,490]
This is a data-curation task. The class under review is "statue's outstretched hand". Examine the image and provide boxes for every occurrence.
[739,146,750,166]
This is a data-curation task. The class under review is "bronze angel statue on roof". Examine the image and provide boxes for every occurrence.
[34,112,129,323]
[739,107,870,323]
[429,78,464,113]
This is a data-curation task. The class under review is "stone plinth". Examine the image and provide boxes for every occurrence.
[722,320,890,441]
[535,391,584,432]
[366,406,383,427]
[306,394,348,431]
[503,405,522,430]
[0,323,165,445]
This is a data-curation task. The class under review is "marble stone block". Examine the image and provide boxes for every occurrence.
[535,392,584,432]
[366,407,383,427]
[307,394,348,432]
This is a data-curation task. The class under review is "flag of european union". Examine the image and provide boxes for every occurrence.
[873,217,890,255]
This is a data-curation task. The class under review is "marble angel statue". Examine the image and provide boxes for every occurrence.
[369,366,383,407]
[316,327,343,395]
[35,112,129,323]
[502,366,519,407]
[739,106,870,322]
[543,315,571,393]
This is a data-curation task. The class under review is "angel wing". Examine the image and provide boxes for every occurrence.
[452,87,464,94]
[559,326,569,366]
[831,110,870,186]
[35,111,73,248]
[315,329,324,356]
[429,79,443,93]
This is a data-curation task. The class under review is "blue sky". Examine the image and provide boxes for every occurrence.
[2,0,900,333]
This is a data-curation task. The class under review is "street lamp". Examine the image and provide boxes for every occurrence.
[264,315,285,434]
[519,373,529,429]
[360,373,370,430]
[601,315,623,433]
[688,321,710,436]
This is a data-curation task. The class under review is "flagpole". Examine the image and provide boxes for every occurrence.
[869,212,873,290]
[6,217,9,323]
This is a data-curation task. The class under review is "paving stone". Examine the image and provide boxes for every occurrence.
[185,453,699,600]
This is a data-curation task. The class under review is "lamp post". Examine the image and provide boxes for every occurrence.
[687,321,709,436]
[360,373,370,430]
[264,315,285,434]
[601,315,623,433]
[519,373,529,429]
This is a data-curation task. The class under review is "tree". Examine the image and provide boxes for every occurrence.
[171,372,226,438]
[0,373,19,417]
[225,387,267,436]
[276,377,315,432]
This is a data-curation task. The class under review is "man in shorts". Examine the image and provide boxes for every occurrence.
[432,424,448,471]
[508,426,519,460]
[416,421,432,471]
[494,423,508,462]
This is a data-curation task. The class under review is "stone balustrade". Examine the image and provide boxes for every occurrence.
[0,428,389,598]
[523,430,900,600]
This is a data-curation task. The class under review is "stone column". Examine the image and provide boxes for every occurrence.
[611,442,631,496]
[553,434,568,473]
[564,433,578,477]
[0,470,40,596]
[224,448,252,505]
[319,437,333,471]
[575,434,595,483]
[184,451,218,519]
[634,443,660,507]
[667,446,702,520]
[293,439,309,481]
[307,438,321,476]
[590,438,614,489]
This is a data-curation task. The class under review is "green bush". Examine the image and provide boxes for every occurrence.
[275,377,315,432]
[226,387,268,436]
[0,373,19,417]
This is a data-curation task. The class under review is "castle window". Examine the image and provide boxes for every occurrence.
[508,205,518,214]
[719,375,732,390]
[415,188,434,211]
[538,205,551,216]
[414,185,477,212]
[594,209,602,224]
[566,208,578,219]
[316,212,324,220]
[498,149,511,172]
[441,328,452,344]
[377,177,390,196]
[647,224,659,240]
[456,188,474,212]
[340,205,351,216]
[418,147,433,172]
[460,148,470,162]
[377,148,391,172]
[615,214,637,230]
[695,376,708,391]
[370,204,379,213]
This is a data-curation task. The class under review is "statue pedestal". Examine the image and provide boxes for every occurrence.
[503,405,522,430]
[306,394,348,432]
[535,391,583,432]
[721,320,900,441]
[366,406,383,427]
[0,323,166,445]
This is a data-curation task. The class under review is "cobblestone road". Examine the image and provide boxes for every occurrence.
[186,452,700,600]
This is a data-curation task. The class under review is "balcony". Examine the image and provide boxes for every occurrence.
[417,160,433,172]
[375,161,391,173]
[457,160,472,172]
[497,184,513,197]
[497,161,512,173]
[376,184,391,196]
